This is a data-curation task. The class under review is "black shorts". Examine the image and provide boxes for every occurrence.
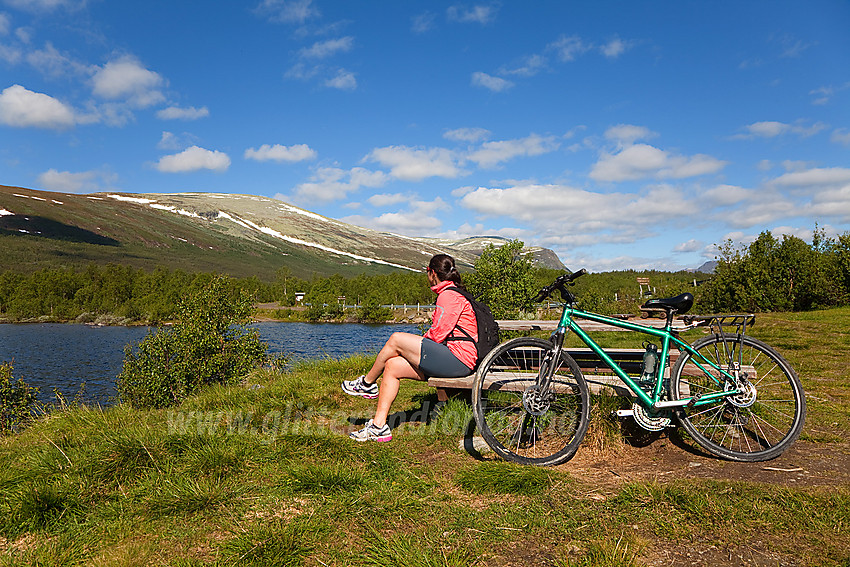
[419,338,473,378]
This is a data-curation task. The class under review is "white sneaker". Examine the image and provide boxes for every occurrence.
[349,419,392,442]
[342,375,379,399]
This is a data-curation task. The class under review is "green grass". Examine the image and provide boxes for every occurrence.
[0,309,849,566]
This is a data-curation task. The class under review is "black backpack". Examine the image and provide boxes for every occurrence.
[441,287,500,369]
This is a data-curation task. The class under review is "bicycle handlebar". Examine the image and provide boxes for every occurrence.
[532,268,587,303]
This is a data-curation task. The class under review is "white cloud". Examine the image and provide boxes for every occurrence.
[0,44,21,64]
[590,144,727,182]
[365,145,463,181]
[700,184,753,206]
[460,183,697,231]
[444,127,491,143]
[737,120,828,139]
[781,160,813,172]
[367,193,411,207]
[255,0,319,23]
[771,167,850,188]
[285,62,320,81]
[91,56,165,107]
[411,12,435,33]
[4,0,81,12]
[0,84,76,129]
[447,4,498,25]
[155,146,231,173]
[156,106,209,120]
[471,71,513,92]
[37,168,115,193]
[547,35,591,62]
[325,69,356,90]
[810,82,850,105]
[500,54,546,77]
[600,36,631,58]
[292,166,388,202]
[244,143,317,162]
[673,239,703,253]
[722,196,798,228]
[158,131,180,150]
[831,128,850,146]
[604,124,656,145]
[743,121,789,137]
[0,13,9,35]
[776,34,814,59]
[299,36,354,59]
[26,42,88,77]
[466,134,560,168]
[156,130,201,150]
[343,198,450,235]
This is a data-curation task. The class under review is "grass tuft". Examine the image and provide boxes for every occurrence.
[218,520,317,567]
[364,532,476,567]
[284,461,368,494]
[560,537,643,567]
[454,461,555,495]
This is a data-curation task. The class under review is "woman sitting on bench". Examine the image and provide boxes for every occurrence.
[342,254,477,442]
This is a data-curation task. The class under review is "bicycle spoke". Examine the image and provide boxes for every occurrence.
[473,338,590,466]
[672,334,805,461]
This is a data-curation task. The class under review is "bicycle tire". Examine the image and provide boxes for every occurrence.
[472,337,590,466]
[670,334,806,462]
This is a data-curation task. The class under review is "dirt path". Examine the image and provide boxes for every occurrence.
[559,437,850,490]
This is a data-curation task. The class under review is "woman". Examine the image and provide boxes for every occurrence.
[342,254,478,442]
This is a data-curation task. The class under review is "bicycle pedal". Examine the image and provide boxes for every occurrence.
[615,409,634,417]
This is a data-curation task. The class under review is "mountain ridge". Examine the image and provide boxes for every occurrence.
[1,184,565,279]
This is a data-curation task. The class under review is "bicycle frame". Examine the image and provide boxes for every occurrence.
[552,304,742,412]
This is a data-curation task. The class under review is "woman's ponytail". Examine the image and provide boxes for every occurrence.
[428,254,465,289]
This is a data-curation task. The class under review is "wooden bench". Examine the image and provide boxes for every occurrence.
[427,317,700,401]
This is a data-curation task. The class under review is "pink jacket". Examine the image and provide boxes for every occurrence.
[423,280,478,369]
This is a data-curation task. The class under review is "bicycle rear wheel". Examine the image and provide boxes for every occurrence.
[472,337,590,466]
[671,334,805,461]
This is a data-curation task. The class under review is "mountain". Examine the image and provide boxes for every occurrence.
[0,185,564,279]
[695,261,718,273]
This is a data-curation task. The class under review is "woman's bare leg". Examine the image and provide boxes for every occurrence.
[364,332,423,383]
[372,356,425,428]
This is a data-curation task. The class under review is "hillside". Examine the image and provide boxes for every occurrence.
[0,185,564,279]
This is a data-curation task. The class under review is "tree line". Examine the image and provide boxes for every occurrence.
[698,227,850,312]
[1,230,848,325]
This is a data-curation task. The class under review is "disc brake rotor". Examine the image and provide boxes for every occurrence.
[522,385,553,416]
[727,378,758,408]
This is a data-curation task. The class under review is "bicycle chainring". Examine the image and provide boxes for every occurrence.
[632,403,672,431]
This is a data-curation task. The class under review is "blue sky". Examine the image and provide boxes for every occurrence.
[1,0,849,272]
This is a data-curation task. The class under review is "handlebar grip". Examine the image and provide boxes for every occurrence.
[568,268,587,282]
[532,287,551,303]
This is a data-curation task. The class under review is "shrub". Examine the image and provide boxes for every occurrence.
[465,240,537,318]
[0,362,39,433]
[357,297,392,323]
[116,276,268,408]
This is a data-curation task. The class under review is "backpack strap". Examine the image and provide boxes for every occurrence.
[438,287,476,345]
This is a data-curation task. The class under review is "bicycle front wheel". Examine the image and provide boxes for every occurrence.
[671,334,806,462]
[472,337,590,466]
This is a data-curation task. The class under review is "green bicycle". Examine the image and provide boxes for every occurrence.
[471,269,806,466]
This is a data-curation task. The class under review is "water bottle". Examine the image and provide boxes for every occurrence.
[640,343,658,385]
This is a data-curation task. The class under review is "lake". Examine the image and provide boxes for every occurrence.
[0,322,418,405]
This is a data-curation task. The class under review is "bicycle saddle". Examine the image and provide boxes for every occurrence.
[642,292,694,314]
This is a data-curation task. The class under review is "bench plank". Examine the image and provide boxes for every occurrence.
[497,318,689,332]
